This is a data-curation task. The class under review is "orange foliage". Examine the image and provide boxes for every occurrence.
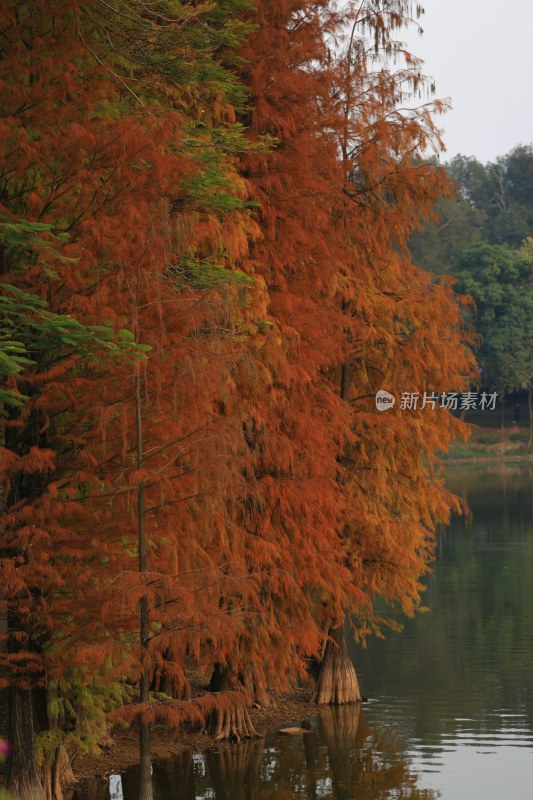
[0,0,475,775]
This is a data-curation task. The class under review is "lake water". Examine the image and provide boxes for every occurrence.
[75,466,533,799]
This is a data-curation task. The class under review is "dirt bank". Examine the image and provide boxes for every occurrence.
[71,689,315,784]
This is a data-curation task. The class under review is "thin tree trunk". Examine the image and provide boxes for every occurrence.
[313,622,361,705]
[500,394,505,430]
[340,362,351,403]
[527,387,533,448]
[43,745,75,800]
[136,369,153,800]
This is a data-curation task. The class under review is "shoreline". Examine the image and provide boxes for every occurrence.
[442,427,533,465]
[71,690,315,785]
[444,454,533,465]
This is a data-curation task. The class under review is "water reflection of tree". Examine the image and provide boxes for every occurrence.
[354,469,533,742]
[121,763,143,800]
[73,714,436,800]
[198,711,436,800]
[205,740,264,800]
[302,719,323,799]
[261,727,326,800]
[316,707,437,800]
[71,777,110,800]
[197,726,321,800]
[152,752,196,800]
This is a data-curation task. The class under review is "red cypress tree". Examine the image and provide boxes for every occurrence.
[222,0,371,711]
[1,5,477,794]
[0,0,267,793]
[230,0,475,708]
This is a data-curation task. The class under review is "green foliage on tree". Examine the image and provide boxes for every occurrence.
[0,219,147,413]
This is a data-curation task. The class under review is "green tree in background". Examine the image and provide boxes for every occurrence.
[411,145,533,275]
[454,240,533,435]
[410,145,533,417]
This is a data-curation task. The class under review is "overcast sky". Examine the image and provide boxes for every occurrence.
[402,0,533,164]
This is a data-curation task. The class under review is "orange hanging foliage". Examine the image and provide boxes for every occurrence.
[1,0,476,792]
[227,0,475,695]
[0,0,270,791]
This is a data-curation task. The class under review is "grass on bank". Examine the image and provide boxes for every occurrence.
[442,425,533,463]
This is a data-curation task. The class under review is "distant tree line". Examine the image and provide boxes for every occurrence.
[411,146,533,429]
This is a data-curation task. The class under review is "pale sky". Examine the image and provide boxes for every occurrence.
[403,0,533,164]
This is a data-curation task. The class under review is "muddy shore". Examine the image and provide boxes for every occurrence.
[70,689,314,785]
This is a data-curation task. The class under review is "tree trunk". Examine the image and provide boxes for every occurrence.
[138,717,152,800]
[313,622,361,705]
[4,402,46,800]
[159,672,175,699]
[33,687,75,800]
[206,665,261,741]
[252,677,271,708]
[6,686,45,800]
[150,650,186,700]
[206,704,261,742]
[240,668,271,708]
[136,367,153,800]
[527,387,533,448]
[340,362,351,403]
[500,395,506,430]
[43,745,76,800]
